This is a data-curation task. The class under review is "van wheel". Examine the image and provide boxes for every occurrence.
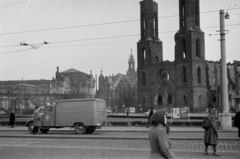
[28,122,34,134]
[40,128,49,134]
[74,123,86,134]
[86,127,96,134]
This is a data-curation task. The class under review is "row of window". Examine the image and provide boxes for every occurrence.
[141,94,203,106]
[141,66,202,87]
[181,0,199,28]
[141,12,158,38]
[182,38,201,59]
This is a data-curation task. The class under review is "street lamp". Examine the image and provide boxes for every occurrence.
[219,10,232,129]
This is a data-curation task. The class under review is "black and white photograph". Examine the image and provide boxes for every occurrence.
[0,0,240,159]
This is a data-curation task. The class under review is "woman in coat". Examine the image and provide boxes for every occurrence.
[204,107,220,156]
[9,111,15,128]
[149,111,176,159]
[33,106,41,134]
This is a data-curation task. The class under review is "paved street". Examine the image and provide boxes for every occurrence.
[0,126,239,158]
[0,138,240,159]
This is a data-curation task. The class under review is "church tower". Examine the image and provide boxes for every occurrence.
[137,0,163,110]
[137,0,163,67]
[174,0,208,112]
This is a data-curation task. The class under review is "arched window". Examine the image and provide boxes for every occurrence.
[142,48,146,65]
[197,67,201,83]
[142,73,146,87]
[155,56,159,63]
[196,39,200,58]
[182,39,186,59]
[141,13,146,38]
[167,94,172,104]
[184,95,187,105]
[195,0,199,26]
[153,12,158,37]
[183,67,187,84]
[158,94,162,105]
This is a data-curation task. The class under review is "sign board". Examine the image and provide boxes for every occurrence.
[180,108,188,119]
[172,108,180,118]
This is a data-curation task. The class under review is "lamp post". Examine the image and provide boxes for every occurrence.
[219,10,232,129]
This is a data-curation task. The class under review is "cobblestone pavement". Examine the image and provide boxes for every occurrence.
[0,138,239,152]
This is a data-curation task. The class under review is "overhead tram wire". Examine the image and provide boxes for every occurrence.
[0,8,239,36]
[0,0,27,9]
[0,22,240,49]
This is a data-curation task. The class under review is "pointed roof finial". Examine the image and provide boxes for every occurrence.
[100,63,103,75]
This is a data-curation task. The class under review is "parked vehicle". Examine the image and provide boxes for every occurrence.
[143,109,156,116]
[25,98,106,134]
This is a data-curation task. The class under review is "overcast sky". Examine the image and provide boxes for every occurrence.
[0,0,240,81]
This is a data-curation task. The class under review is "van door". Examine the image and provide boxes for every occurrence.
[42,106,54,127]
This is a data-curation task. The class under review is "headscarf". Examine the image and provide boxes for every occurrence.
[150,110,170,134]
[150,111,166,126]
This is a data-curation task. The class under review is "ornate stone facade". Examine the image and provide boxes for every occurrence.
[97,52,137,112]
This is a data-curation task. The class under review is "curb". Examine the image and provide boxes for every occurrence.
[0,135,238,140]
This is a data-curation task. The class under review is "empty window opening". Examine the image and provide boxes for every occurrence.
[141,13,146,38]
[195,0,199,26]
[158,94,162,105]
[184,95,187,105]
[142,48,146,65]
[155,56,159,63]
[196,39,200,58]
[183,39,186,59]
[197,67,201,83]
[142,73,146,87]
[182,0,185,28]
[167,94,172,104]
[153,12,158,37]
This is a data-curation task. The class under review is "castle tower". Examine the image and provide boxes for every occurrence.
[174,0,208,112]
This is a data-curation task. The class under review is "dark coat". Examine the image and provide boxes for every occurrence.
[33,109,41,127]
[204,114,218,145]
[148,109,154,120]
[9,112,15,125]
[234,111,240,137]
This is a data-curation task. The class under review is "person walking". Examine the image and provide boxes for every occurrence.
[204,107,220,156]
[9,111,15,128]
[32,106,41,134]
[149,111,176,159]
[147,108,154,128]
[234,111,240,138]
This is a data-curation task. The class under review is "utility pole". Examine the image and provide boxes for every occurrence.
[219,10,232,129]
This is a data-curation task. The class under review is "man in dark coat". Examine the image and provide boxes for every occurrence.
[147,108,154,128]
[9,111,15,128]
[234,111,240,137]
[204,107,220,156]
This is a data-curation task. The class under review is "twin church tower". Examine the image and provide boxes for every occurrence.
[137,0,208,112]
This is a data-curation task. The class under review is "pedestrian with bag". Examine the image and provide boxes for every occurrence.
[203,107,220,156]
[149,111,176,159]
[32,106,41,134]
[234,111,240,138]
[9,110,15,128]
